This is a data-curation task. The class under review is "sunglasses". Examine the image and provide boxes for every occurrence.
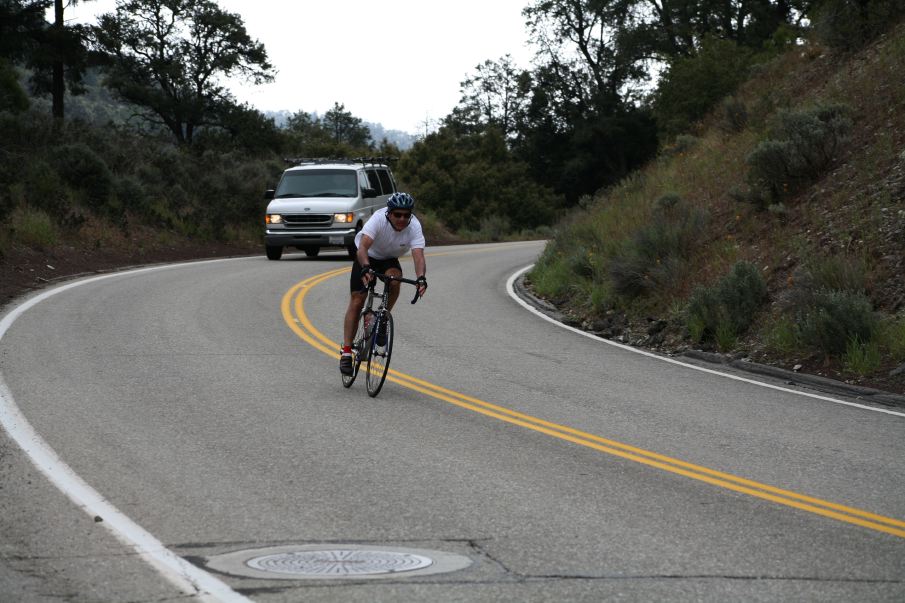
[390,211,412,220]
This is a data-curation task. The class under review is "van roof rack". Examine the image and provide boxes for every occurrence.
[283,156,398,166]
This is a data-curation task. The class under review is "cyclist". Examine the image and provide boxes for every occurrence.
[340,192,427,375]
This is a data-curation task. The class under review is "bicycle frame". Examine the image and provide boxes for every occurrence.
[342,271,422,396]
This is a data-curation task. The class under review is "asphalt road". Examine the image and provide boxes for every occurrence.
[1,241,904,601]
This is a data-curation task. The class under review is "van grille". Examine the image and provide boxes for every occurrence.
[283,214,332,227]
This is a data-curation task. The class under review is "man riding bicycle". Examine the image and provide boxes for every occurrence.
[340,192,427,375]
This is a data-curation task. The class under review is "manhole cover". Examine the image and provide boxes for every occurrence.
[205,544,472,580]
[247,549,432,576]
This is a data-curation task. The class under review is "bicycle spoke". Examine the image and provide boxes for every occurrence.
[365,313,393,397]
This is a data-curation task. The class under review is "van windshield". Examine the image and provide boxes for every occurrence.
[275,170,358,198]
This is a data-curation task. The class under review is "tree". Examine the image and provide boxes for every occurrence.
[0,0,48,113]
[93,0,274,145]
[45,0,94,119]
[457,55,532,140]
[1,0,93,118]
[397,123,562,233]
[322,102,371,147]
[525,0,658,114]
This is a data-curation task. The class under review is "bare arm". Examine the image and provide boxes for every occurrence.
[357,235,374,286]
[412,247,427,296]
[412,247,426,279]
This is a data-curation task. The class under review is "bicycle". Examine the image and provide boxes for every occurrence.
[342,271,423,397]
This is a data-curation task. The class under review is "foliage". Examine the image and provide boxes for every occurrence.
[457,54,532,140]
[609,196,707,298]
[92,0,274,145]
[11,206,57,248]
[396,125,561,233]
[0,58,29,113]
[654,37,756,138]
[796,290,877,355]
[322,102,372,148]
[879,316,905,362]
[0,0,92,119]
[686,262,768,343]
[813,0,905,51]
[51,142,114,211]
[0,106,285,242]
[843,336,882,376]
[745,104,852,205]
[763,315,801,355]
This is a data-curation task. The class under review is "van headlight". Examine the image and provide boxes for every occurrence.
[333,213,354,223]
[266,214,282,224]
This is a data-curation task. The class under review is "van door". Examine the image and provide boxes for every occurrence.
[365,168,385,215]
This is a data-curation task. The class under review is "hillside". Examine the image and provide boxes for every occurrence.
[527,23,905,395]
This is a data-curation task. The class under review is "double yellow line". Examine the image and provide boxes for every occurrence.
[282,266,905,540]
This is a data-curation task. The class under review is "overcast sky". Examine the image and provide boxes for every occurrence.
[65,0,537,134]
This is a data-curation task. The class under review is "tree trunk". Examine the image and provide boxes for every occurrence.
[52,0,64,120]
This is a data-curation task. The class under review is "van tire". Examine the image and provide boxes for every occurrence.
[347,222,362,258]
[265,245,283,260]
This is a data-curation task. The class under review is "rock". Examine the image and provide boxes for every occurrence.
[647,320,667,336]
[891,363,905,377]
[793,364,803,372]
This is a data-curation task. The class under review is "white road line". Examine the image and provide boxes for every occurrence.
[0,260,254,602]
[507,264,905,419]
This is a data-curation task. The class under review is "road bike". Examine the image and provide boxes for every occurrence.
[342,271,423,397]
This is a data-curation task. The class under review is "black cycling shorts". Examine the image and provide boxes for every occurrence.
[349,256,403,293]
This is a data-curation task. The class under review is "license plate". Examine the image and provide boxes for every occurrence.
[329,236,344,245]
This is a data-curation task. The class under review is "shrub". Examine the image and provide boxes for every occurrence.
[797,290,878,355]
[686,261,768,343]
[609,197,706,298]
[114,175,150,216]
[719,97,749,133]
[21,159,72,217]
[51,142,114,211]
[746,104,852,203]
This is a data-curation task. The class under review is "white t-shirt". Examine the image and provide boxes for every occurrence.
[354,209,426,260]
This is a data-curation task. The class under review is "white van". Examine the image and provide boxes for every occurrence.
[263,159,397,260]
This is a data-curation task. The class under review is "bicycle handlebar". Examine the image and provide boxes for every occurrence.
[367,271,425,304]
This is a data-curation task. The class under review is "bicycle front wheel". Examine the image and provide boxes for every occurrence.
[365,312,393,397]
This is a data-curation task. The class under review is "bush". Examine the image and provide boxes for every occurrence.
[746,104,852,204]
[609,197,706,298]
[51,142,114,211]
[797,290,878,355]
[20,160,72,217]
[686,261,768,343]
[719,97,749,133]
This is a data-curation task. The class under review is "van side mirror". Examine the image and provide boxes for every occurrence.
[362,187,378,199]
[263,189,275,200]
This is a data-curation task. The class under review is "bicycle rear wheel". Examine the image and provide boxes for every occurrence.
[365,312,393,397]
[342,313,369,388]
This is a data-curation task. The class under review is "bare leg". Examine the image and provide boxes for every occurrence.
[385,267,402,311]
[343,292,366,347]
